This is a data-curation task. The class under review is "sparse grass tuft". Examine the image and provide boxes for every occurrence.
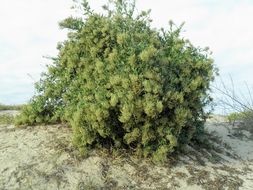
[76,179,98,190]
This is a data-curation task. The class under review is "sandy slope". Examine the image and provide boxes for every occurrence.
[0,114,252,190]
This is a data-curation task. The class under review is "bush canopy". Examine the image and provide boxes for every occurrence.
[16,0,216,162]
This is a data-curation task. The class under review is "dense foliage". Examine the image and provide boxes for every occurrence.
[16,0,216,162]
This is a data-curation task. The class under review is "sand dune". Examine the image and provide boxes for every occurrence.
[0,114,252,189]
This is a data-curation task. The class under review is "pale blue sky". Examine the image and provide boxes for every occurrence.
[1,0,253,109]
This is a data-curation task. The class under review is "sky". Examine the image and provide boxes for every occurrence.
[0,0,253,112]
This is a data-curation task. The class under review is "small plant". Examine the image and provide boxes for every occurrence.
[16,0,216,163]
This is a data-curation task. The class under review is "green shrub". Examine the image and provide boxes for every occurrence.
[16,0,216,162]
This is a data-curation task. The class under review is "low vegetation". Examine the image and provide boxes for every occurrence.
[0,114,15,125]
[0,104,20,125]
[227,111,253,135]
[0,104,23,111]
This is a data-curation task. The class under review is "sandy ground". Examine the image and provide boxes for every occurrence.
[0,113,253,190]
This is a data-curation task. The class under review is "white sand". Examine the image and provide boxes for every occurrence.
[0,115,252,189]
